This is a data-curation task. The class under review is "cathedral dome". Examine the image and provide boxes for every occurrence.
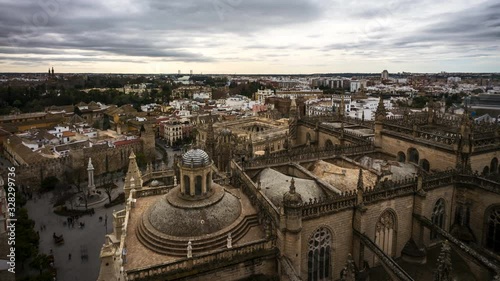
[147,184,241,237]
[181,149,210,167]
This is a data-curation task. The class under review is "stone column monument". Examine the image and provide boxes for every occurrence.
[87,158,96,194]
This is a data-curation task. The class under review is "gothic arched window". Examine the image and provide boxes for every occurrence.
[308,227,331,281]
[431,199,445,240]
[485,206,500,254]
[375,210,397,257]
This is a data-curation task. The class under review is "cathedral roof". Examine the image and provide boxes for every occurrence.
[257,168,325,207]
[181,149,211,167]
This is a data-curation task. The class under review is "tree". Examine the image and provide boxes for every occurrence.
[74,105,83,116]
[135,152,147,168]
[40,176,59,192]
[103,173,115,204]
[16,208,39,269]
[30,254,52,275]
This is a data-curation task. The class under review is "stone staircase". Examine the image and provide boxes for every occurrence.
[136,213,260,256]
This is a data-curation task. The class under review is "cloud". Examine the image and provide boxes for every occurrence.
[0,0,498,72]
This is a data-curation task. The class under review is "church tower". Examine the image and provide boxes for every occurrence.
[140,124,155,162]
[374,97,386,149]
[289,98,298,146]
[205,113,216,160]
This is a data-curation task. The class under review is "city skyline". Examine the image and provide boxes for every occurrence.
[1,0,499,74]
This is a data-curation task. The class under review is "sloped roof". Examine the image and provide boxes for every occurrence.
[257,168,325,208]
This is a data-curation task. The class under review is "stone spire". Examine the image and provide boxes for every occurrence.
[357,169,364,191]
[124,150,143,198]
[375,96,387,121]
[434,240,452,281]
[205,112,215,160]
[283,177,302,206]
[428,97,435,124]
[340,253,356,281]
[340,94,345,118]
[289,98,298,142]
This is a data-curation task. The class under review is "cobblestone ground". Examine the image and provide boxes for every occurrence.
[26,187,124,281]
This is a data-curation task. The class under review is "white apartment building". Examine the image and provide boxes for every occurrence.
[255,89,274,103]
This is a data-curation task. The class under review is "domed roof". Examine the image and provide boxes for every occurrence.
[147,185,241,237]
[181,149,210,167]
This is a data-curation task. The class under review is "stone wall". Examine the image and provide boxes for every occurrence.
[419,185,455,247]
[15,138,151,189]
[470,150,500,174]
[300,209,353,279]
[182,256,277,281]
[360,195,414,267]
[458,184,500,247]
[379,134,456,171]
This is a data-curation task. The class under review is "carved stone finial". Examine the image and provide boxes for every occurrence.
[434,240,452,281]
[227,233,232,248]
[187,240,193,258]
[340,253,356,281]
[357,169,364,191]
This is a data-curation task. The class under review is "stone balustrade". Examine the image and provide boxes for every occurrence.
[125,239,275,281]
[134,185,173,198]
[302,193,356,218]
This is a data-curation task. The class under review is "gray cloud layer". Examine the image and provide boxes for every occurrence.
[0,0,498,71]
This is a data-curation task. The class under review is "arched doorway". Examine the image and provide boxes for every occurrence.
[408,148,419,164]
[397,151,406,163]
[307,227,332,281]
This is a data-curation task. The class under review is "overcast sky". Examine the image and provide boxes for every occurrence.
[0,0,499,74]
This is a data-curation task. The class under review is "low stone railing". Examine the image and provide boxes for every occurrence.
[134,185,174,198]
[246,143,374,168]
[125,239,276,281]
[302,193,356,219]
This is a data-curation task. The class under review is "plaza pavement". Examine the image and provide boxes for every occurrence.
[26,185,125,281]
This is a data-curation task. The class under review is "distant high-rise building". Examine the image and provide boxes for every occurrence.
[190,70,193,75]
[381,69,389,80]
[178,70,181,75]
